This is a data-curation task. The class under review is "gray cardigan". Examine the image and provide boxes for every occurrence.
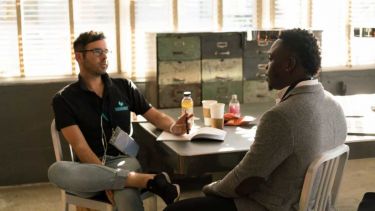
[203,83,347,211]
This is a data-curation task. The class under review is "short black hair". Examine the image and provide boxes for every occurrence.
[73,31,106,52]
[279,28,321,77]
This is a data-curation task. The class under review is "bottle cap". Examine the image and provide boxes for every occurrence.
[232,94,237,99]
[183,91,191,97]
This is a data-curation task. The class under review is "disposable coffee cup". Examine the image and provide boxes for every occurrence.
[202,100,217,126]
[210,103,225,129]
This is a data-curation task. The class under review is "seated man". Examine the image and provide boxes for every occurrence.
[164,29,347,211]
[48,30,191,211]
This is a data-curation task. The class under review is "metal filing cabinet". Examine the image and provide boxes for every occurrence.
[203,80,243,104]
[201,33,244,103]
[243,30,279,104]
[243,80,276,103]
[243,30,279,80]
[159,84,201,108]
[157,34,202,108]
[157,36,201,61]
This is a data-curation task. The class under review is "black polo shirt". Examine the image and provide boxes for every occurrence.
[52,73,151,157]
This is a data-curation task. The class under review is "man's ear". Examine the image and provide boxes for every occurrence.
[75,52,82,62]
[286,56,297,72]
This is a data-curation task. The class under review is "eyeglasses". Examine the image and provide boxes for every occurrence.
[79,48,111,56]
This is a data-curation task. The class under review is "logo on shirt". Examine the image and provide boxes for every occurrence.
[115,101,128,111]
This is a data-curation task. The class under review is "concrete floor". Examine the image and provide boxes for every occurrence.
[0,158,374,211]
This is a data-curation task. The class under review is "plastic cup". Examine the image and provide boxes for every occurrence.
[202,100,217,126]
[210,103,225,129]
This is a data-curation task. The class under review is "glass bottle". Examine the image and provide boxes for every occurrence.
[181,91,194,125]
[228,94,240,117]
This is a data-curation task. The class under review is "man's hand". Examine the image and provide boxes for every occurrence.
[170,113,194,135]
[105,190,115,205]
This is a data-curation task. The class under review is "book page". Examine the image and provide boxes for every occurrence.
[191,127,226,141]
[157,127,226,142]
[156,131,193,141]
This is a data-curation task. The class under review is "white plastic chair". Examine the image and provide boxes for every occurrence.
[50,119,157,211]
[299,144,349,211]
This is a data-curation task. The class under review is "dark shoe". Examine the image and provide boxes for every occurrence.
[147,172,180,205]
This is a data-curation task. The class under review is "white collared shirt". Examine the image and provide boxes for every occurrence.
[275,79,319,104]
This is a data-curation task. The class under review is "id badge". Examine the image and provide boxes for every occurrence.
[109,126,139,157]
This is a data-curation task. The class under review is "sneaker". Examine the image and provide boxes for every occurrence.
[147,172,180,205]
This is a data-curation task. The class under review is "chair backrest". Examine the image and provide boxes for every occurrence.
[299,144,349,211]
[51,118,75,162]
[50,118,156,211]
[51,115,134,162]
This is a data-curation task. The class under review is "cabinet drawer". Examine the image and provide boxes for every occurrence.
[202,81,243,104]
[201,33,243,59]
[158,84,202,108]
[243,80,276,103]
[157,35,201,61]
[202,58,243,82]
[158,60,201,85]
[243,40,270,57]
[243,40,271,80]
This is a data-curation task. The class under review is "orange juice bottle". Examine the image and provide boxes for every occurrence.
[181,91,194,125]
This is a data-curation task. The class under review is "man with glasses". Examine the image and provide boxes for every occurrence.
[48,31,191,211]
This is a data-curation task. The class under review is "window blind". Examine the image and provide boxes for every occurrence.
[133,0,172,79]
[178,0,214,32]
[0,0,19,77]
[73,0,117,73]
[351,0,375,66]
[21,0,71,77]
[222,0,254,31]
[312,0,348,68]
[274,0,304,28]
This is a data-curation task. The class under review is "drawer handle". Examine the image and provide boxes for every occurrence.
[215,76,232,81]
[256,72,267,80]
[256,50,268,54]
[217,42,228,48]
[214,51,230,56]
[173,51,184,55]
[257,64,267,70]
[173,78,186,83]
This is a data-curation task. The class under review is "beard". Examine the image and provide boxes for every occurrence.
[83,60,108,76]
[265,75,274,91]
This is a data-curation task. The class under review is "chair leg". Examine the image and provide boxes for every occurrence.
[144,195,158,211]
[64,202,69,211]
[61,191,69,211]
[150,195,157,211]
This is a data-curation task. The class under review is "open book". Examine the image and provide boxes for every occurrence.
[157,127,227,142]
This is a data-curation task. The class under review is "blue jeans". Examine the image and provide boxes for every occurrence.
[48,155,144,211]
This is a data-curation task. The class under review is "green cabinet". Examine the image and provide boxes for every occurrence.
[202,58,243,82]
[158,84,202,108]
[201,33,243,59]
[202,81,243,104]
[157,35,201,61]
[158,60,201,85]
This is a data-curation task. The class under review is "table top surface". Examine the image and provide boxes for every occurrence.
[140,98,375,157]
